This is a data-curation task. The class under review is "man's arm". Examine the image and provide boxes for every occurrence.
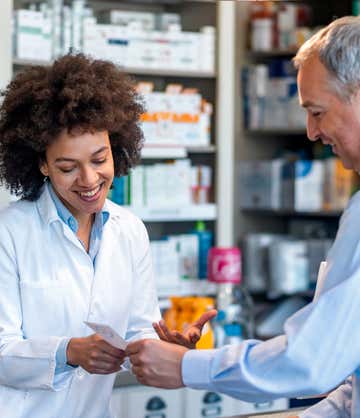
[298,378,352,418]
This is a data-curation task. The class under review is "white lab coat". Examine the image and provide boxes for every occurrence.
[0,185,161,418]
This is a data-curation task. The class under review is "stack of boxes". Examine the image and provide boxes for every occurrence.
[13,3,216,74]
[139,84,212,147]
[110,161,212,208]
[239,157,358,213]
[242,59,306,130]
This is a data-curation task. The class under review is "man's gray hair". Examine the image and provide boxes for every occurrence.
[293,16,360,102]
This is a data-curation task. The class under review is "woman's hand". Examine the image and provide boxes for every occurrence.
[66,334,126,374]
[153,309,218,349]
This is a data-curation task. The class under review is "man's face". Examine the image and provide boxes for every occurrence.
[298,55,360,170]
[40,130,114,221]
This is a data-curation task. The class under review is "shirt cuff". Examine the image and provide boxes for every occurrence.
[55,337,76,374]
[182,349,218,390]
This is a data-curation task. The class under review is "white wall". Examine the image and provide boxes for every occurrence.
[0,0,12,90]
[0,0,13,207]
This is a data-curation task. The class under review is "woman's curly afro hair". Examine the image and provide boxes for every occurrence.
[0,53,145,200]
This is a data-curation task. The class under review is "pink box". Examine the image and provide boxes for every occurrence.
[207,247,241,284]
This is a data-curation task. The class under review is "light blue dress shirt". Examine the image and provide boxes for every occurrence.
[182,190,360,418]
[0,183,161,418]
[48,183,110,374]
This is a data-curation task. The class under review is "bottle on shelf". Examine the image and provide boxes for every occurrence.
[207,247,254,346]
[193,220,213,279]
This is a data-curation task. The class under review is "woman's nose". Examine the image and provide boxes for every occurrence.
[79,167,98,186]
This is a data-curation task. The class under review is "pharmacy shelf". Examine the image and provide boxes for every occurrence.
[244,128,307,136]
[85,0,216,4]
[141,145,215,159]
[126,203,216,221]
[157,279,217,299]
[246,49,298,59]
[12,58,216,79]
[242,208,342,218]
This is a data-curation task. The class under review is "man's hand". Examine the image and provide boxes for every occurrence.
[153,309,217,348]
[125,339,188,388]
[67,334,125,374]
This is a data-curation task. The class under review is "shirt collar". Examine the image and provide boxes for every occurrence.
[37,182,110,229]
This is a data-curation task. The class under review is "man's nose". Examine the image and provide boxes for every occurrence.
[306,117,321,142]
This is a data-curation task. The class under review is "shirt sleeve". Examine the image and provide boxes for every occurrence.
[299,378,352,418]
[55,337,77,374]
[183,273,360,400]
[182,197,360,402]
[0,222,74,391]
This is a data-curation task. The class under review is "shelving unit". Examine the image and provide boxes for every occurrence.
[241,209,342,218]
[141,145,216,159]
[244,128,307,136]
[126,203,216,222]
[13,57,216,78]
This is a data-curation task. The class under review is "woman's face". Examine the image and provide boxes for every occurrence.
[40,130,114,220]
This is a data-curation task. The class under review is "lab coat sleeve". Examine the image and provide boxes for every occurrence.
[299,378,352,418]
[125,218,161,342]
[0,223,73,391]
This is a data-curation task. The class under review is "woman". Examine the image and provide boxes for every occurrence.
[0,53,161,418]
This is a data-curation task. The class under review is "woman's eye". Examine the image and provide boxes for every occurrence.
[93,159,106,165]
[59,167,75,173]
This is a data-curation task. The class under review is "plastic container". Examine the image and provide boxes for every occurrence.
[193,221,213,279]
[207,247,241,284]
[251,18,273,51]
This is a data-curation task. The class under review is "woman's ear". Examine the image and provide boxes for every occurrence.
[39,160,49,177]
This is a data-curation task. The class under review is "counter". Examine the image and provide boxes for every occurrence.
[228,408,304,418]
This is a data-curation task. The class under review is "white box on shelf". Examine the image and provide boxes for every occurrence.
[282,160,324,212]
[82,21,108,61]
[129,166,144,207]
[168,234,198,279]
[150,239,180,291]
[106,26,129,67]
[239,159,284,210]
[103,10,156,31]
[14,10,44,61]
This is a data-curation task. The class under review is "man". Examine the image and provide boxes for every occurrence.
[126,16,360,418]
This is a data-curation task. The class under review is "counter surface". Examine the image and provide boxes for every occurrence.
[229,408,304,418]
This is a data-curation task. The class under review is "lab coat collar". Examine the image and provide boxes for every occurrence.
[36,182,114,226]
